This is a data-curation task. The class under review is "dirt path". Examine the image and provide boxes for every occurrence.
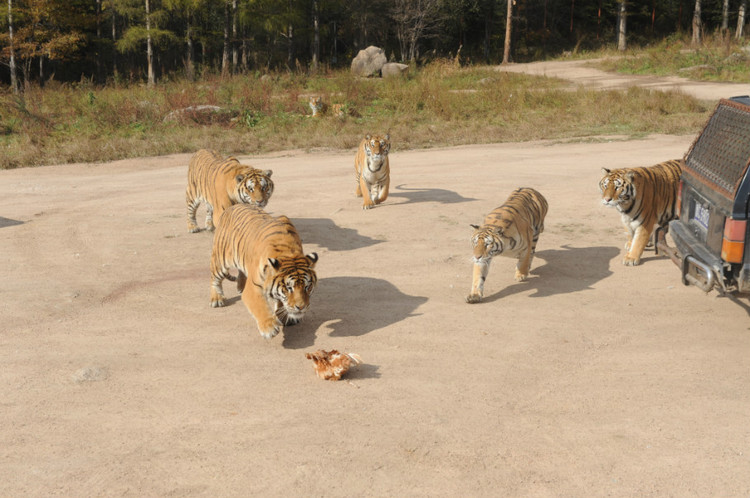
[495,58,750,101]
[2,65,749,496]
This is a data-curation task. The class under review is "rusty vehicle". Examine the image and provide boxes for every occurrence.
[658,96,750,294]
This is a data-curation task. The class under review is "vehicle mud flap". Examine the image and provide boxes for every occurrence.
[680,254,716,293]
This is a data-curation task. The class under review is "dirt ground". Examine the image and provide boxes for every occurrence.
[2,65,749,497]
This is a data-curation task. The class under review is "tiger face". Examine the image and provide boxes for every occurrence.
[599,168,635,211]
[309,96,326,117]
[363,134,390,167]
[265,255,318,325]
[470,225,514,262]
[237,170,274,208]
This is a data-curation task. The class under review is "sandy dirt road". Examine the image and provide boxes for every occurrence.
[1,65,749,497]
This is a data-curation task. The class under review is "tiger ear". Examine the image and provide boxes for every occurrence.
[601,168,611,175]
[365,134,371,141]
[625,171,635,181]
[235,174,245,184]
[306,253,318,266]
[263,170,273,177]
[385,134,390,141]
[470,224,480,230]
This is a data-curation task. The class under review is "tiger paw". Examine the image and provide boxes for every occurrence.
[362,204,374,210]
[514,270,529,282]
[258,318,283,339]
[188,224,201,233]
[622,256,641,266]
[465,294,482,304]
[210,296,226,308]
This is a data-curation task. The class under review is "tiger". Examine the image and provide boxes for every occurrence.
[466,187,548,304]
[599,159,682,266]
[209,204,318,340]
[308,96,328,117]
[354,134,391,210]
[186,149,274,233]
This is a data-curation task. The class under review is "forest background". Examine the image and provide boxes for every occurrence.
[0,0,748,169]
[1,0,748,87]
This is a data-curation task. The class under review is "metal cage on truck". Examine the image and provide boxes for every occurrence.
[658,96,750,294]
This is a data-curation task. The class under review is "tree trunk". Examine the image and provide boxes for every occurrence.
[222,0,230,75]
[617,1,627,51]
[146,0,155,86]
[721,0,729,32]
[312,0,320,72]
[7,0,18,94]
[286,0,295,70]
[231,0,238,71]
[737,1,747,39]
[502,0,512,64]
[569,0,574,33]
[186,12,194,80]
[111,3,118,76]
[96,0,102,83]
[692,0,702,46]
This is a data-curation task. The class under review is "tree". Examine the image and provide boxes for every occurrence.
[692,0,701,45]
[6,0,18,93]
[392,0,442,63]
[502,0,510,64]
[721,0,729,33]
[737,0,747,39]
[115,0,176,85]
[311,0,319,72]
[617,0,626,51]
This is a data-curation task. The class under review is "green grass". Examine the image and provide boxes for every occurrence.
[0,58,711,169]
[593,33,750,83]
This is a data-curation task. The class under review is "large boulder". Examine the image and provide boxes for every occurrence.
[381,63,409,78]
[351,46,387,77]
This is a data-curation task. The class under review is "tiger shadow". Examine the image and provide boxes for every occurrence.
[292,218,383,251]
[388,184,478,205]
[480,244,620,302]
[282,276,428,350]
[0,217,23,228]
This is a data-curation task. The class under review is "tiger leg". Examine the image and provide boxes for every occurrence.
[355,172,363,197]
[209,262,227,308]
[376,179,389,204]
[205,203,216,232]
[515,248,533,282]
[361,177,375,210]
[187,193,201,233]
[241,289,283,339]
[623,225,651,266]
[466,259,491,303]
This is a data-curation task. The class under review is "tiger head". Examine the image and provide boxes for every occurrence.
[470,224,513,262]
[264,254,318,325]
[599,168,635,211]
[236,169,274,208]
[363,134,391,165]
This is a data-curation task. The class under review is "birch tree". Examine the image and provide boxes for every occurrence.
[692,0,701,45]
[737,1,747,39]
[7,0,18,93]
[502,0,511,64]
[617,0,626,51]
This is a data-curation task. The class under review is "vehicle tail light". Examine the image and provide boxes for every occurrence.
[721,218,747,263]
[676,180,683,216]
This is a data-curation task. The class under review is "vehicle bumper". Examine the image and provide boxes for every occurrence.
[662,221,725,293]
